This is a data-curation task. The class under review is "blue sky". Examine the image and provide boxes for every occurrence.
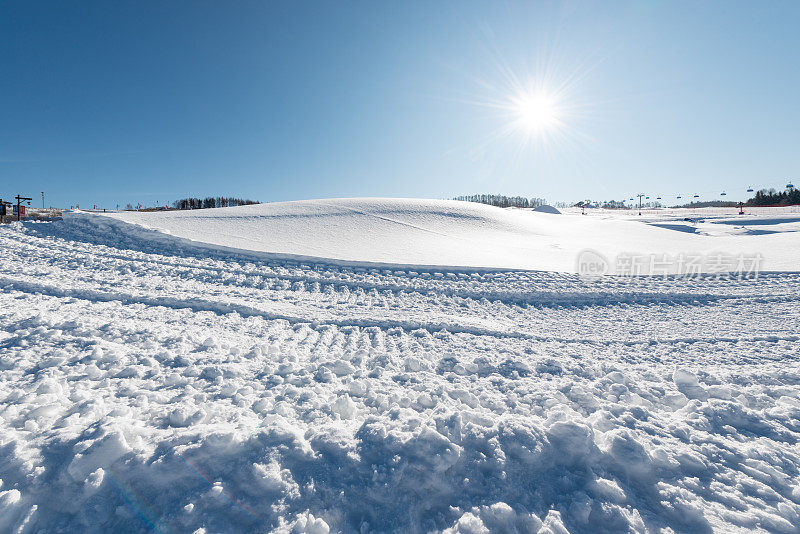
[2,1,799,208]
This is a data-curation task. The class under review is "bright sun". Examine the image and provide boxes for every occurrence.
[513,93,558,132]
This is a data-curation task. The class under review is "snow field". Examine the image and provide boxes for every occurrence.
[94,198,800,272]
[0,213,799,533]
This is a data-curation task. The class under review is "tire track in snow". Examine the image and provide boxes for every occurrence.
[2,275,798,348]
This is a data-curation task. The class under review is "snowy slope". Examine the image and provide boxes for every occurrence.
[93,198,800,272]
[1,210,800,533]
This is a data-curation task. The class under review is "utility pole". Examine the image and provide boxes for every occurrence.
[636,193,645,216]
[15,195,32,221]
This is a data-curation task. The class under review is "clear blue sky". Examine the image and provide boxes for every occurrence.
[2,1,799,208]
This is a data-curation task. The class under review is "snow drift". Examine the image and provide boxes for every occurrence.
[89,198,800,272]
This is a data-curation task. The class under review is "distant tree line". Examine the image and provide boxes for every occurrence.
[672,200,738,208]
[172,197,260,210]
[599,200,627,209]
[745,188,800,206]
[575,200,662,209]
[453,194,546,209]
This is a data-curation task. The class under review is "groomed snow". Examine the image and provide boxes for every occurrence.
[93,198,800,272]
[1,201,799,533]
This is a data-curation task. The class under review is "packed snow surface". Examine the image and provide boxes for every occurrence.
[1,201,799,533]
[96,198,800,272]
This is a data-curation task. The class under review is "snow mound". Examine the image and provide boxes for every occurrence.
[83,198,800,272]
[532,204,561,214]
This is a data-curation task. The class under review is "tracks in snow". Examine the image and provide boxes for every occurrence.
[2,219,800,533]
[3,220,800,347]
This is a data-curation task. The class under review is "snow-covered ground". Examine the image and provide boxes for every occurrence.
[1,199,799,533]
[95,199,800,272]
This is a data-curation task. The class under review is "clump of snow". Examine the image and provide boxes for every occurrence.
[332,394,357,419]
[290,511,330,534]
[444,502,544,533]
[67,430,131,482]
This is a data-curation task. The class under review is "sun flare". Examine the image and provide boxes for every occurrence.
[512,92,559,133]
[457,44,592,155]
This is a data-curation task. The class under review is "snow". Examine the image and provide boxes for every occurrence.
[1,199,799,533]
[89,198,800,272]
[533,204,562,214]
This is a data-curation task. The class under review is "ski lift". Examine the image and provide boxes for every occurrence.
[645,196,650,199]
[656,196,662,200]
[676,195,682,199]
[629,197,634,201]
[787,183,795,189]
[746,187,754,192]
[693,194,699,198]
[720,192,727,196]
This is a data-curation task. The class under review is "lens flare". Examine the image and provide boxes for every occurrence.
[440,23,601,170]
[512,92,559,133]
[448,57,594,160]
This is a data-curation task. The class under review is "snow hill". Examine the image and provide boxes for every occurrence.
[92,198,800,272]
